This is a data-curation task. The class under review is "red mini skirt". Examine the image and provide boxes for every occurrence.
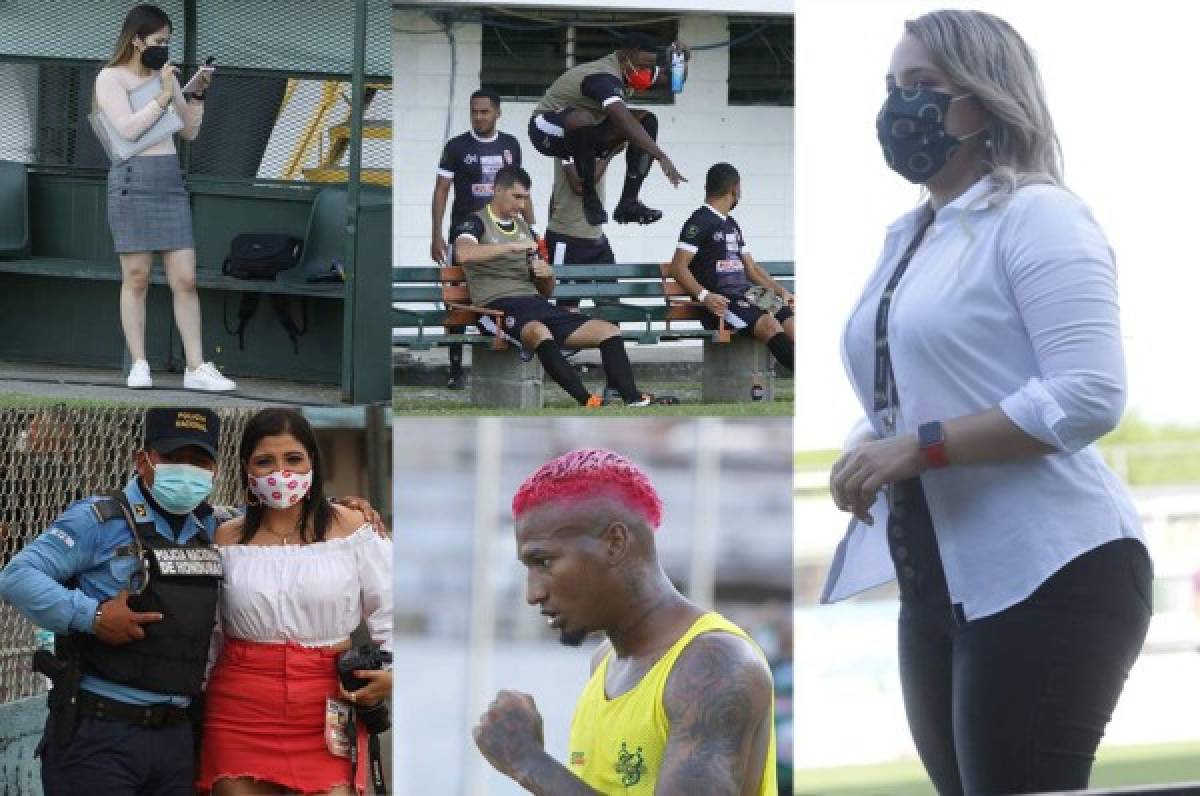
[196,638,367,794]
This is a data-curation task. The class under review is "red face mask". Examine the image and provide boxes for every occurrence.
[624,66,656,92]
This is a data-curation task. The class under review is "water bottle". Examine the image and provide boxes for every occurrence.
[670,47,685,93]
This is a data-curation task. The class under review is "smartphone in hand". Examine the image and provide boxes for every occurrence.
[182,56,215,94]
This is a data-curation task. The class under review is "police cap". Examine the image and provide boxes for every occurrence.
[143,408,220,461]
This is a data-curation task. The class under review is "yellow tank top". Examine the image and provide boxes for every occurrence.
[567,612,777,794]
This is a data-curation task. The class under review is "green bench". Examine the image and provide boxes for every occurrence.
[392,261,794,407]
[0,165,390,397]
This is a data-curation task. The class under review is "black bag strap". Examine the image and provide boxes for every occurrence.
[270,295,308,355]
[345,707,388,795]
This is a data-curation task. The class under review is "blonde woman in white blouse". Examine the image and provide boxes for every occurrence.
[196,409,392,795]
[829,10,1151,796]
[94,4,234,392]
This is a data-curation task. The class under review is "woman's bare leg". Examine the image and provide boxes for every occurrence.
[162,247,204,370]
[118,252,153,362]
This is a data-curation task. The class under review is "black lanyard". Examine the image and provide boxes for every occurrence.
[872,207,936,433]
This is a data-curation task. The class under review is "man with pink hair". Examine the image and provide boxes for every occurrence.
[473,449,778,795]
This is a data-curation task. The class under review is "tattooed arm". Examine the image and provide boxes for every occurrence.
[473,690,601,795]
[656,632,774,796]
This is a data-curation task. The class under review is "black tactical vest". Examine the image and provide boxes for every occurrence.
[74,493,222,697]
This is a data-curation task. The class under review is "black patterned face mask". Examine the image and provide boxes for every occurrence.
[876,86,981,183]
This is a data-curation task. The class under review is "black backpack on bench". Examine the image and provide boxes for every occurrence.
[221,234,303,280]
[220,234,308,353]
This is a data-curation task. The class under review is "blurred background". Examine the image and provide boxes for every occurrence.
[795,438,1200,794]
[392,416,793,795]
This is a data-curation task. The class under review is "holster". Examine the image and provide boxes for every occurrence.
[35,636,82,747]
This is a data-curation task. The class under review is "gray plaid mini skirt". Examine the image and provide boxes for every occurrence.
[106,154,194,253]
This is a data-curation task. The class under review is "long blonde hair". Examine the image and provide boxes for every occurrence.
[906,10,1063,205]
[106,4,172,68]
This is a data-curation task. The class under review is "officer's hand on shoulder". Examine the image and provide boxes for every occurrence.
[93,589,163,645]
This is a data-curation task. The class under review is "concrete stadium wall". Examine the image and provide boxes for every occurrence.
[392,9,793,269]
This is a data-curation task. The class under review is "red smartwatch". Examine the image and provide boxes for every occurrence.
[918,421,950,469]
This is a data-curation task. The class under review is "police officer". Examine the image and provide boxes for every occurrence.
[431,88,533,390]
[0,407,225,796]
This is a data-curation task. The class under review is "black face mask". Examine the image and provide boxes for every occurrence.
[140,44,169,71]
[876,86,983,183]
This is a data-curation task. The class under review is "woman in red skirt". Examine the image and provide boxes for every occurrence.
[196,409,392,795]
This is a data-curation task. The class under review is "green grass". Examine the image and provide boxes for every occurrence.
[796,415,1200,488]
[0,395,140,408]
[795,741,1200,795]
[394,379,795,416]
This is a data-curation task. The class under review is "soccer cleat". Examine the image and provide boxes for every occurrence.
[183,362,237,392]
[585,394,604,409]
[583,192,608,226]
[613,199,663,226]
[126,359,152,389]
[447,370,465,390]
[629,393,679,407]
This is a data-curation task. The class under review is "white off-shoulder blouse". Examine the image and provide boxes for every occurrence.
[212,525,392,656]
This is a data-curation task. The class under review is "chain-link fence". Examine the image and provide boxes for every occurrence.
[0,0,392,184]
[0,406,252,704]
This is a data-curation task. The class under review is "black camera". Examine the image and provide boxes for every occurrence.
[336,643,391,692]
[336,643,392,735]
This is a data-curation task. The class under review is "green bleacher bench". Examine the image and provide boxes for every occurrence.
[0,160,31,258]
[391,260,794,406]
[0,166,389,397]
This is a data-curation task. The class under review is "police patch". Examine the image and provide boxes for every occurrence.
[685,224,699,240]
[133,503,149,519]
[147,547,224,577]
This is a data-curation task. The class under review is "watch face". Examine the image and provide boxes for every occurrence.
[918,421,943,448]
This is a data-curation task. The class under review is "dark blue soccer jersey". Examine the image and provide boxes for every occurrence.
[677,205,753,295]
[437,131,523,230]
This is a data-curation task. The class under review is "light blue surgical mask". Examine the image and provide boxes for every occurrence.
[149,462,214,515]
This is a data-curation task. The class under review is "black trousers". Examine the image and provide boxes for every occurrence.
[889,478,1152,796]
[39,715,194,796]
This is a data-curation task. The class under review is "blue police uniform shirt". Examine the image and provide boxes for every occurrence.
[0,477,215,706]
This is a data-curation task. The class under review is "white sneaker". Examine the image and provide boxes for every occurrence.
[126,360,152,389]
[183,362,237,392]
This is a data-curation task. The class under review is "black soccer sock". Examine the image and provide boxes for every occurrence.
[448,327,464,376]
[767,332,794,373]
[620,112,658,205]
[599,337,641,403]
[535,339,592,405]
[566,125,602,199]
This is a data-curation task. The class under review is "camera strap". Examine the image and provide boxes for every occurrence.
[345,706,389,794]
[369,731,388,793]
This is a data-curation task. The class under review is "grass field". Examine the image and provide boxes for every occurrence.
[0,396,138,408]
[393,379,795,416]
[795,741,1200,795]
[795,415,1200,489]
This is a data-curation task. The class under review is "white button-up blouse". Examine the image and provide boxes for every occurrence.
[839,176,1146,620]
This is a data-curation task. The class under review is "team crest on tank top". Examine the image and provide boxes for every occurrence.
[615,741,646,785]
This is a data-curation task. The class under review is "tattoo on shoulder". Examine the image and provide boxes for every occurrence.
[660,632,770,793]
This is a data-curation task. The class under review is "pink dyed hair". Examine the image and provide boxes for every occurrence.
[512,448,663,530]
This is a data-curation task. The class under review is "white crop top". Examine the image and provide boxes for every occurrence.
[215,525,392,653]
